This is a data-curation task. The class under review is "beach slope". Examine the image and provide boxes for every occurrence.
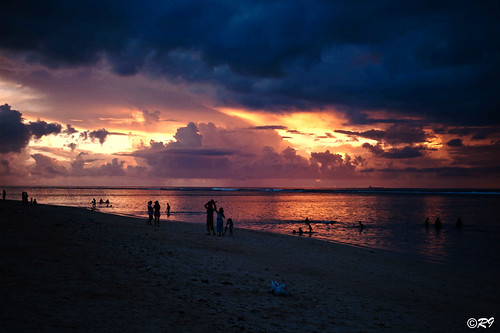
[1,200,498,332]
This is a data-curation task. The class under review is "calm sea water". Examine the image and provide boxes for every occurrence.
[4,187,500,271]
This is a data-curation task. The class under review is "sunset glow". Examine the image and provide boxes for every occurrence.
[0,1,498,188]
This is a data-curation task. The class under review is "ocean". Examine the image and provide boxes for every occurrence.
[4,186,500,271]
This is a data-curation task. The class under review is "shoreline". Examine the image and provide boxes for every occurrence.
[14,202,482,271]
[107,208,500,273]
[1,199,499,332]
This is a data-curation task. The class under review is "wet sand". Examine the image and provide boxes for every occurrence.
[1,199,498,332]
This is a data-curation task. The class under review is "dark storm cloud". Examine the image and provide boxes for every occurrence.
[433,126,500,141]
[0,104,31,153]
[287,129,315,136]
[471,128,500,141]
[362,143,385,156]
[380,147,423,159]
[27,120,62,139]
[336,124,430,145]
[80,128,127,144]
[446,138,463,147]
[335,129,385,141]
[252,125,288,130]
[362,143,424,159]
[67,143,78,151]
[0,104,62,153]
[63,124,78,135]
[1,1,498,125]
[89,128,110,145]
[447,142,500,168]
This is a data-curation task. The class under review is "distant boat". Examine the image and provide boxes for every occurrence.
[368,186,384,189]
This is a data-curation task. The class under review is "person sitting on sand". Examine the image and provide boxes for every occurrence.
[216,207,225,236]
[298,227,304,236]
[225,218,234,236]
[99,198,104,204]
[105,199,110,207]
[154,201,161,227]
[147,201,153,226]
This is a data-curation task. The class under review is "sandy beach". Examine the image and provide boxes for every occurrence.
[1,199,498,332]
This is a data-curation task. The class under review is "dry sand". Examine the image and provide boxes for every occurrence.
[1,200,498,332]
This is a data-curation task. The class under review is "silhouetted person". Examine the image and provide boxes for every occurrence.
[434,217,442,230]
[456,217,463,228]
[106,199,110,207]
[147,201,153,226]
[425,217,430,227]
[99,198,104,204]
[91,198,96,210]
[357,221,365,233]
[166,202,171,216]
[2,189,5,200]
[154,201,161,226]
[298,227,304,236]
[225,218,234,236]
[216,207,225,236]
[205,200,216,236]
[306,218,313,234]
[22,191,29,204]
[33,199,37,205]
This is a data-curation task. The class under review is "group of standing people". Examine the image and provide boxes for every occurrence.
[143,198,233,235]
[147,201,171,226]
[21,191,36,204]
[205,199,233,236]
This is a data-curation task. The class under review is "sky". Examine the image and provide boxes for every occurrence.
[0,0,499,188]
